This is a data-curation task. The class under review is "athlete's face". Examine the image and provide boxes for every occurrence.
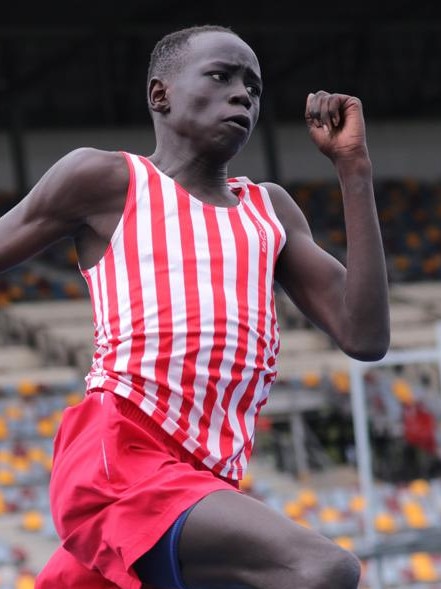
[156,32,262,160]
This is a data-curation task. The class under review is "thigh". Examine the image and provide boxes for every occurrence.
[179,489,353,589]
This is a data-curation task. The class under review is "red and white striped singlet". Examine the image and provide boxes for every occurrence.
[81,152,286,480]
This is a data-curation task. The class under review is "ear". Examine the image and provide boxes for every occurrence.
[148,78,170,113]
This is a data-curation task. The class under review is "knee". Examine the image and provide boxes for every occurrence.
[295,544,361,589]
[247,533,361,589]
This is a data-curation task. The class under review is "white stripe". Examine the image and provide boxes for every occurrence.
[133,156,160,405]
[83,269,106,389]
[204,209,238,460]
[111,220,132,374]
[160,175,186,419]
[185,198,215,441]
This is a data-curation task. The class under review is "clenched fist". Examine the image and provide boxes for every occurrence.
[305,91,369,163]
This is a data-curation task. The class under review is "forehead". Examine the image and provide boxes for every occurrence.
[186,32,261,76]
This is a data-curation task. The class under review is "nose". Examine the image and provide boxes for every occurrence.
[229,82,252,108]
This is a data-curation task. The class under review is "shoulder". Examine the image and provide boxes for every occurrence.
[22,148,131,228]
[259,181,296,209]
[259,181,309,232]
[55,147,129,191]
[40,147,130,218]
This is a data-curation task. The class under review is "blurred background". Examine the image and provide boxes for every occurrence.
[1,1,441,588]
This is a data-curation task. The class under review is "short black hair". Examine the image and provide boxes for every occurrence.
[147,24,238,87]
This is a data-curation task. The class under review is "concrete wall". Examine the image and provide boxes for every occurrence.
[1,119,441,193]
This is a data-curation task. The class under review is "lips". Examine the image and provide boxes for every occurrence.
[224,115,250,131]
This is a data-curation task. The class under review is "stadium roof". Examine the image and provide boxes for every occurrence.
[1,0,440,128]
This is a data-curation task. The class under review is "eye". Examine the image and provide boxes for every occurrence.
[208,71,262,98]
[210,72,230,82]
[246,84,262,98]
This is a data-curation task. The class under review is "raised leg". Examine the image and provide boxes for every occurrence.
[178,490,360,589]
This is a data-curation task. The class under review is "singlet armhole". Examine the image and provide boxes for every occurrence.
[245,182,287,257]
[80,150,136,278]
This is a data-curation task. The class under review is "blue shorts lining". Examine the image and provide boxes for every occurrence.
[134,505,193,589]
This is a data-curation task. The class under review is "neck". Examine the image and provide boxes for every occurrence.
[148,149,237,204]
[149,152,239,207]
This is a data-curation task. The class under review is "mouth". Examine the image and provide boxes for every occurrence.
[224,115,251,132]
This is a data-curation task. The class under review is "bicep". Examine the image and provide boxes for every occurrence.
[276,226,346,326]
[0,148,95,272]
[267,183,347,333]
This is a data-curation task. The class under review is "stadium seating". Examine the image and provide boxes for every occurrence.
[2,179,441,587]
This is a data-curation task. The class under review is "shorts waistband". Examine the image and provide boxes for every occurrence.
[89,389,238,488]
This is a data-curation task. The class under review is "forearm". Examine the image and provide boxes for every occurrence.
[336,156,390,359]
[0,221,46,273]
[0,205,71,273]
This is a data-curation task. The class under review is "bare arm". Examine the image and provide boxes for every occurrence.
[0,147,127,272]
[266,92,390,361]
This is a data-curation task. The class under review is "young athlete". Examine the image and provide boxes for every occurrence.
[0,24,389,589]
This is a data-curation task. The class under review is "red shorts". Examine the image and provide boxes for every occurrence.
[36,390,239,589]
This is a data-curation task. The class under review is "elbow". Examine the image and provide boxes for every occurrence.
[340,330,390,362]
[348,345,389,362]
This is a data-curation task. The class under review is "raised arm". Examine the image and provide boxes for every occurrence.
[267,91,389,361]
[0,147,127,272]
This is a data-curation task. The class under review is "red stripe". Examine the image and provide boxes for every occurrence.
[101,248,120,394]
[82,270,97,339]
[144,160,173,420]
[123,155,147,396]
[196,206,227,449]
[83,272,105,379]
[218,209,250,461]
[190,442,213,467]
[82,271,97,348]
[175,185,201,431]
[230,197,269,475]
[248,185,282,361]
